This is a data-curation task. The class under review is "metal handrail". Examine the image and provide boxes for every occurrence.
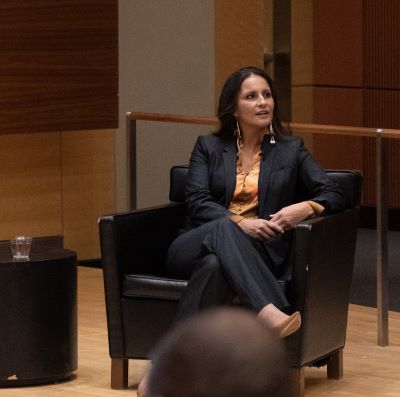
[128,111,400,346]
[128,112,400,138]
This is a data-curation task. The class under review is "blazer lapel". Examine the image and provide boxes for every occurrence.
[258,137,277,218]
[223,137,237,207]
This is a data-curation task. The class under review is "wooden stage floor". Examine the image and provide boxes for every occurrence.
[2,267,400,397]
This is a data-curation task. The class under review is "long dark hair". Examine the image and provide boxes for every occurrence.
[215,66,290,137]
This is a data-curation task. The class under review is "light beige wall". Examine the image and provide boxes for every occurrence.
[118,0,215,209]
[118,0,269,209]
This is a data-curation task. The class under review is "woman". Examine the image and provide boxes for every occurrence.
[137,67,345,395]
[165,66,345,334]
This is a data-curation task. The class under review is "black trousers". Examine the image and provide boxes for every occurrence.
[166,217,289,322]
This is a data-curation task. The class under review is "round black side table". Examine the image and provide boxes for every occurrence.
[0,248,77,386]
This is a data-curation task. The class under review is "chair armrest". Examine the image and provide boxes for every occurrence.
[98,203,185,357]
[288,209,358,366]
[99,203,185,278]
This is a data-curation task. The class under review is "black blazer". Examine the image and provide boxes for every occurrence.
[183,133,346,274]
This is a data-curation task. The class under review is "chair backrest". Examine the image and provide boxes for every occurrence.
[169,165,189,203]
[325,169,362,209]
[169,165,362,209]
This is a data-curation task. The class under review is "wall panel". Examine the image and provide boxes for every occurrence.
[363,0,400,206]
[363,90,400,206]
[304,0,364,183]
[0,1,118,259]
[313,87,363,127]
[291,0,314,150]
[61,129,116,260]
[310,0,400,208]
[118,0,215,210]
[291,0,313,87]
[0,0,118,134]
[364,0,400,90]
[0,132,62,239]
[0,129,116,260]
[215,0,264,101]
[291,86,314,150]
[313,87,364,171]
[313,0,363,87]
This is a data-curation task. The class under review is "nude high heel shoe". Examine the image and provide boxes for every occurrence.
[276,311,301,338]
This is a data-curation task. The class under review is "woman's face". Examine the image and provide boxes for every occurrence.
[234,74,274,136]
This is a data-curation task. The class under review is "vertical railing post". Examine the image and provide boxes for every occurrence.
[127,113,137,210]
[376,128,389,346]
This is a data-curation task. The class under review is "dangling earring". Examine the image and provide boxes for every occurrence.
[235,117,242,139]
[269,123,276,145]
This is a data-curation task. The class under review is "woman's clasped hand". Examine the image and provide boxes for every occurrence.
[269,201,316,231]
[237,218,284,240]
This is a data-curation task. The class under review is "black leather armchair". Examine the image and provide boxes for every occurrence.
[99,166,362,396]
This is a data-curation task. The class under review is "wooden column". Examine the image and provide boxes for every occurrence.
[214,0,264,102]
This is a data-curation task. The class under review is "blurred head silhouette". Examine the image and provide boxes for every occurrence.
[147,307,290,397]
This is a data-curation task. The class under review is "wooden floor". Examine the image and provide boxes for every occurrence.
[2,267,400,397]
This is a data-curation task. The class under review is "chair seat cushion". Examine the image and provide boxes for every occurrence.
[123,274,187,301]
[123,273,290,302]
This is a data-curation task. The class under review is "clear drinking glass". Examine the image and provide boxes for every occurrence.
[10,236,32,260]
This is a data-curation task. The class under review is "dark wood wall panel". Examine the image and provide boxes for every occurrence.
[312,0,400,208]
[312,87,364,172]
[364,90,400,129]
[0,0,118,134]
[313,87,363,127]
[362,137,376,206]
[390,141,400,207]
[364,0,400,90]
[313,0,363,87]
[363,89,400,206]
[362,1,400,206]
[312,0,365,200]
[362,138,400,206]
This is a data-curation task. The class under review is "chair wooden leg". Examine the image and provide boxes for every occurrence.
[327,349,343,380]
[290,367,305,397]
[111,358,129,389]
